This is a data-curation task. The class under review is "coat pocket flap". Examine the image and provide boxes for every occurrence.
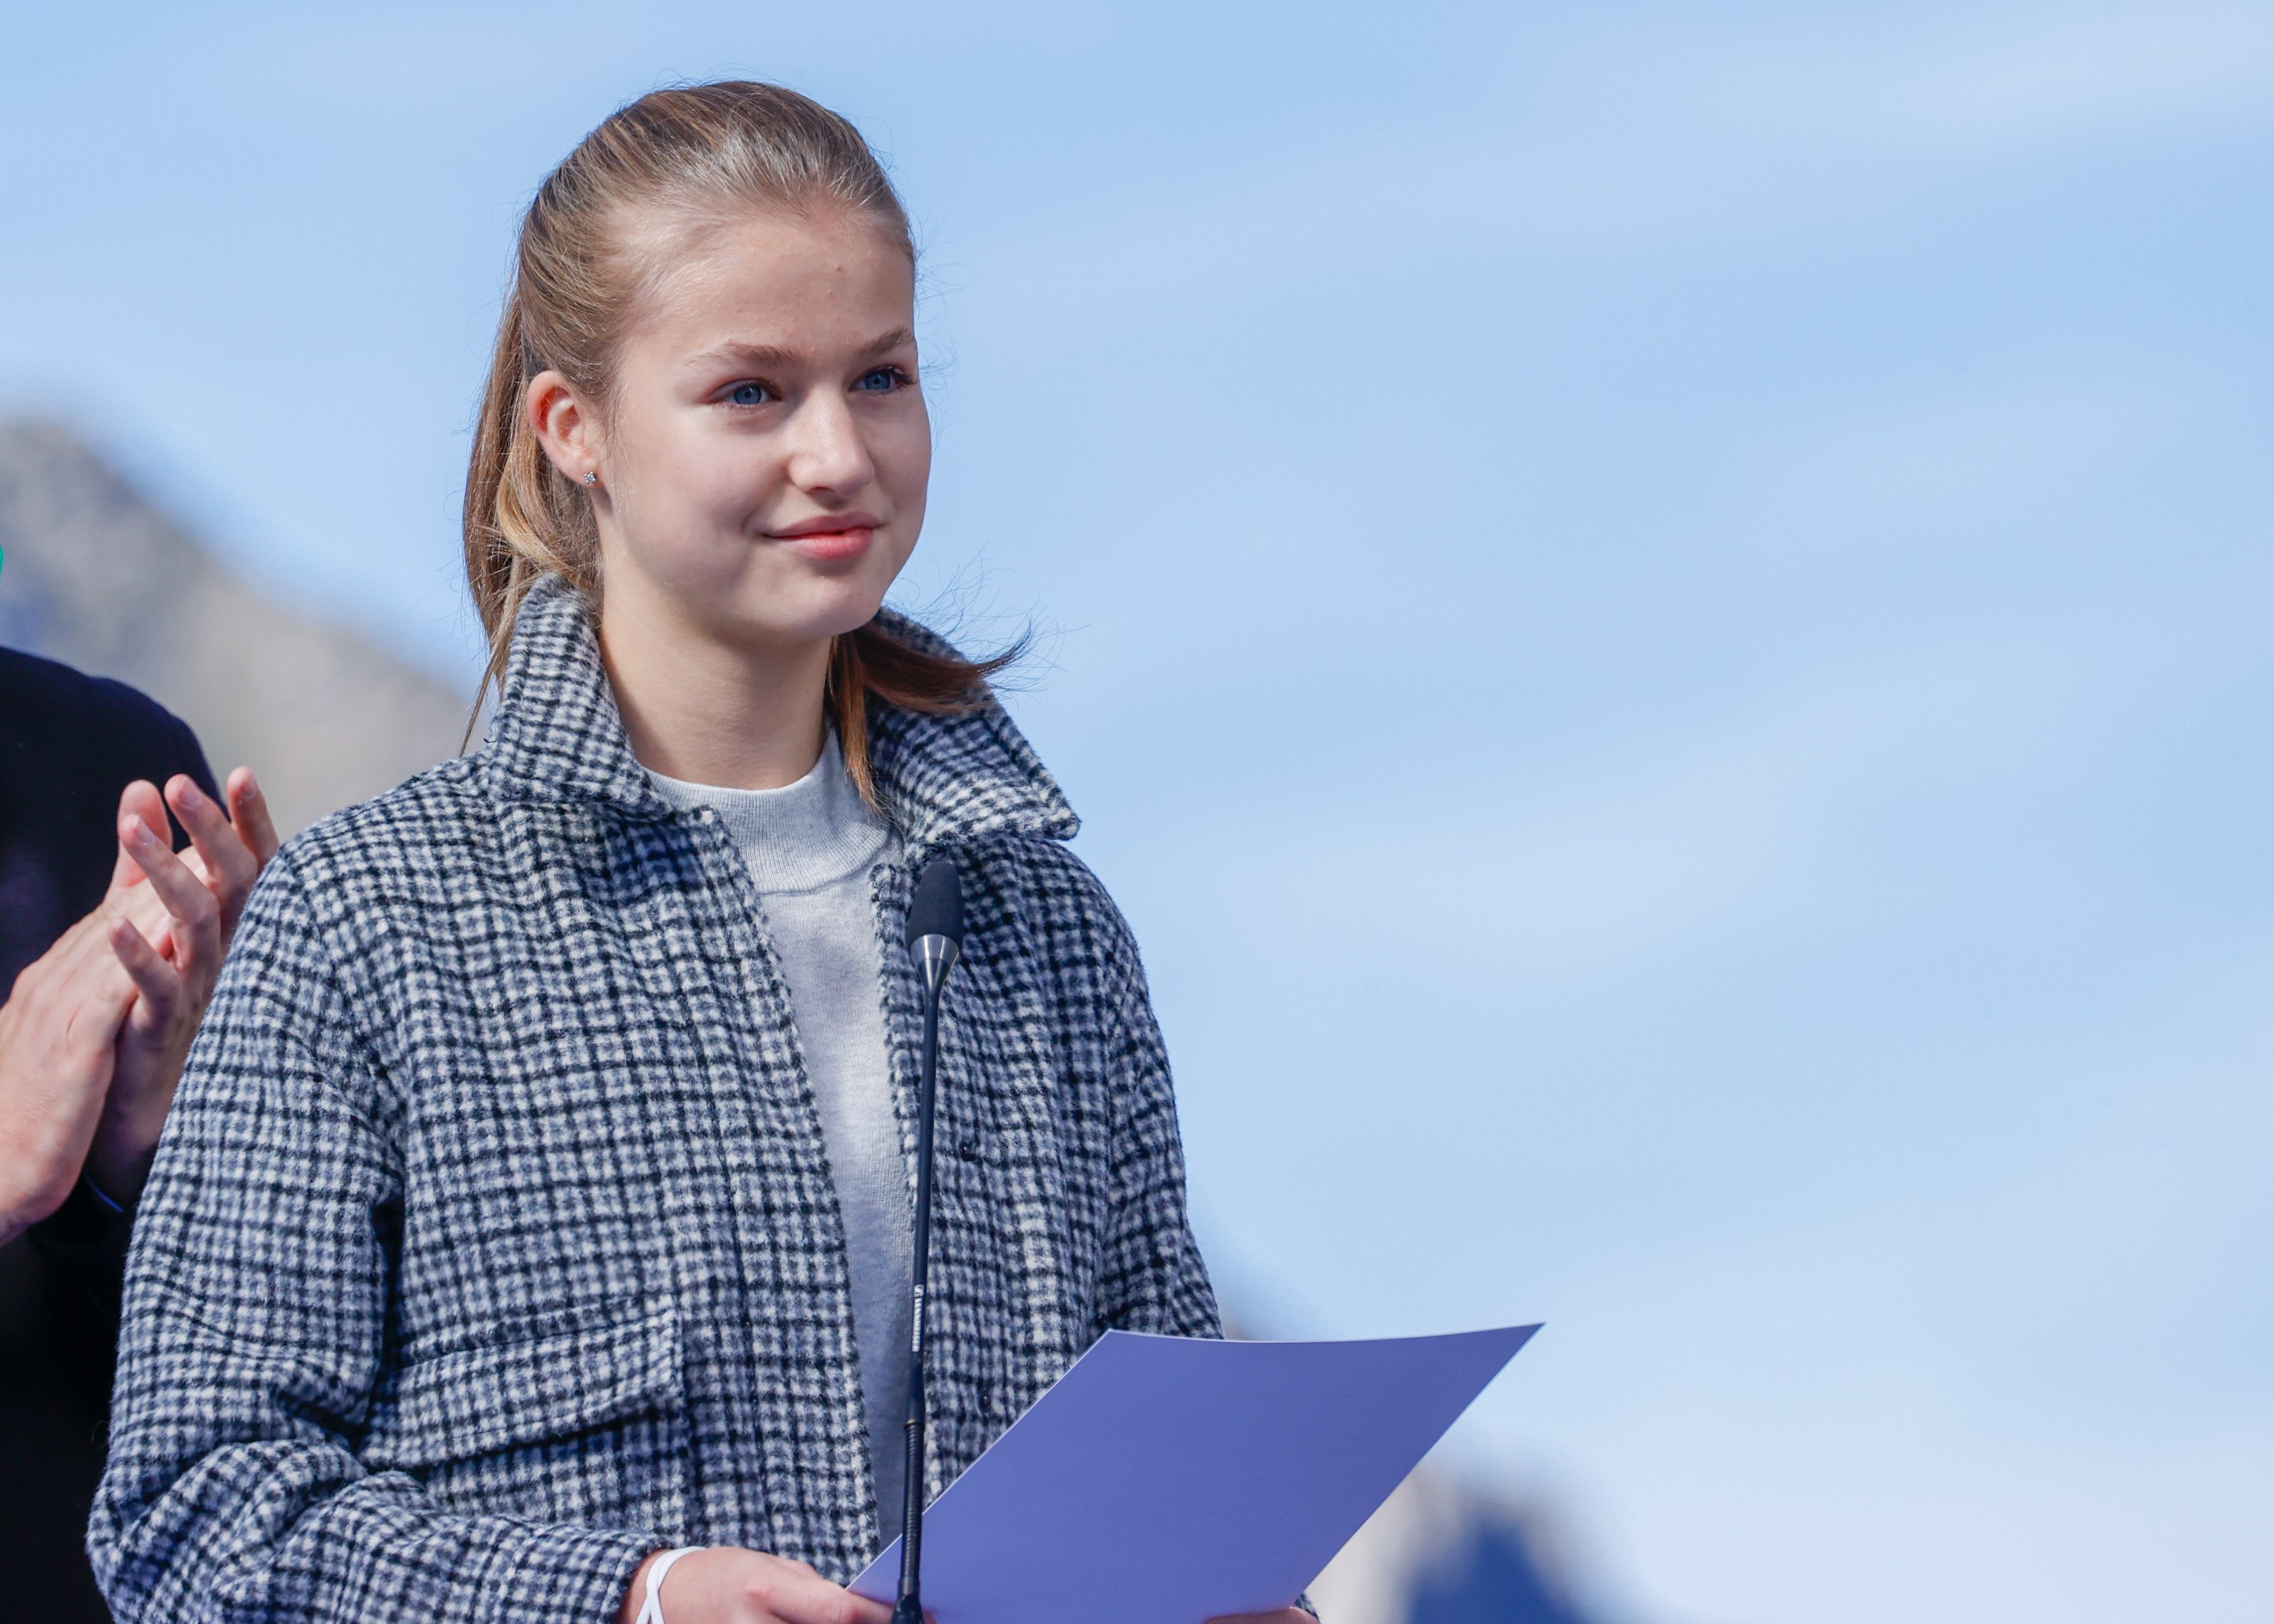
[364,1305,680,1469]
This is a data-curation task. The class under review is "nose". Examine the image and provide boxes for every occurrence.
[784,390,876,499]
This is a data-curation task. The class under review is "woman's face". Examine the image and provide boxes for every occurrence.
[546,204,930,657]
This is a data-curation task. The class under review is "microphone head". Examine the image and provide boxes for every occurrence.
[905,853,965,949]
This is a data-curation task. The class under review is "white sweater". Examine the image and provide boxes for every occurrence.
[646,732,913,1529]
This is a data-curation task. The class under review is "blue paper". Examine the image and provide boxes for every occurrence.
[851,1323,1539,1624]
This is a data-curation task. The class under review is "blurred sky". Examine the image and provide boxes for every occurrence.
[4,4,2271,1621]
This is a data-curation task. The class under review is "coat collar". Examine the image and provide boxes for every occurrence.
[479,574,1078,851]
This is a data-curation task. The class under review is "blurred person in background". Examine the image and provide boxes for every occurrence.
[0,640,277,1621]
[88,81,1307,1624]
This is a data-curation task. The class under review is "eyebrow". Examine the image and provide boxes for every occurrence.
[691,327,916,373]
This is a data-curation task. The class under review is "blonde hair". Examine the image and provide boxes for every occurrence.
[464,80,1008,801]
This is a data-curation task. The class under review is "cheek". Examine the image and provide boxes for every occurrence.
[665,424,784,525]
[623,429,779,556]
[874,407,933,514]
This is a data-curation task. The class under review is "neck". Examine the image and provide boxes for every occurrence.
[597,584,832,791]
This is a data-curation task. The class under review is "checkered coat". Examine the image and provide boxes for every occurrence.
[89,578,1220,1623]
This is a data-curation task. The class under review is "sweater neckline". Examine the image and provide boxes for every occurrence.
[645,731,891,895]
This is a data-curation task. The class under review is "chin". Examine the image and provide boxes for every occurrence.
[722,579,891,649]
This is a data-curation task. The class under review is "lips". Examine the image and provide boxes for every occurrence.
[769,514,881,562]
[779,525,874,561]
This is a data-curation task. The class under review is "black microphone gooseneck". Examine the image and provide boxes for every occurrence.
[894,853,963,1624]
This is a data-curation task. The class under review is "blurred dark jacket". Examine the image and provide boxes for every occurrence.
[1,645,214,1624]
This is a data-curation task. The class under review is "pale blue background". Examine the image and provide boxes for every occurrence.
[4,5,2270,1621]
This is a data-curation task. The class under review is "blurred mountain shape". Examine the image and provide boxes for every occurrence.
[0,420,469,835]
[1310,1463,1596,1624]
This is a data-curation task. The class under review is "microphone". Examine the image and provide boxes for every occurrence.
[894,853,963,1624]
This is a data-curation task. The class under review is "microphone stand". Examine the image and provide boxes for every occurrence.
[895,855,962,1624]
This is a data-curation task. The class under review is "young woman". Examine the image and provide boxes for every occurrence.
[90,83,1299,1624]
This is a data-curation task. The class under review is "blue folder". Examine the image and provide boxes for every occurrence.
[851,1323,1540,1624]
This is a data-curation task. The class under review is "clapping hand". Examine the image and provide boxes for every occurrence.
[87,770,279,1199]
[0,770,276,1242]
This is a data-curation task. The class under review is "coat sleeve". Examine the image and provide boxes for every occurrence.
[86,858,654,1624]
[1090,947,1222,1341]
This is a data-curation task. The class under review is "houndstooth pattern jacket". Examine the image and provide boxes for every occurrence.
[89,577,1221,1623]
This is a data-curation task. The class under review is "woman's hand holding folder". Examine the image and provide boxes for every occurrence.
[617,1548,894,1624]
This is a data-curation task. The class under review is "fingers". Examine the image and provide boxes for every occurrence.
[66,930,136,1029]
[166,774,260,937]
[106,912,185,1016]
[225,767,280,865]
[118,812,220,976]
[50,906,136,988]
[619,1548,888,1624]
[111,869,180,963]
[108,780,169,892]
[9,907,138,1043]
[767,1567,891,1624]
[89,912,190,1204]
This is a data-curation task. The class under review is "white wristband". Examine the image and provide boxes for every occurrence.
[633,1546,702,1624]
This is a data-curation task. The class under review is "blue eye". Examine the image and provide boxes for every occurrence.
[727,381,772,407]
[853,367,905,393]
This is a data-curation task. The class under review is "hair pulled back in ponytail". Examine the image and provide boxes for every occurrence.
[464,80,1012,803]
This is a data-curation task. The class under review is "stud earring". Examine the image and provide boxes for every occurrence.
[583,470,598,486]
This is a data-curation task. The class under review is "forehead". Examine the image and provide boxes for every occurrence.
[621,204,915,355]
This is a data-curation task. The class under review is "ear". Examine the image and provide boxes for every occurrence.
[526,370,601,485]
